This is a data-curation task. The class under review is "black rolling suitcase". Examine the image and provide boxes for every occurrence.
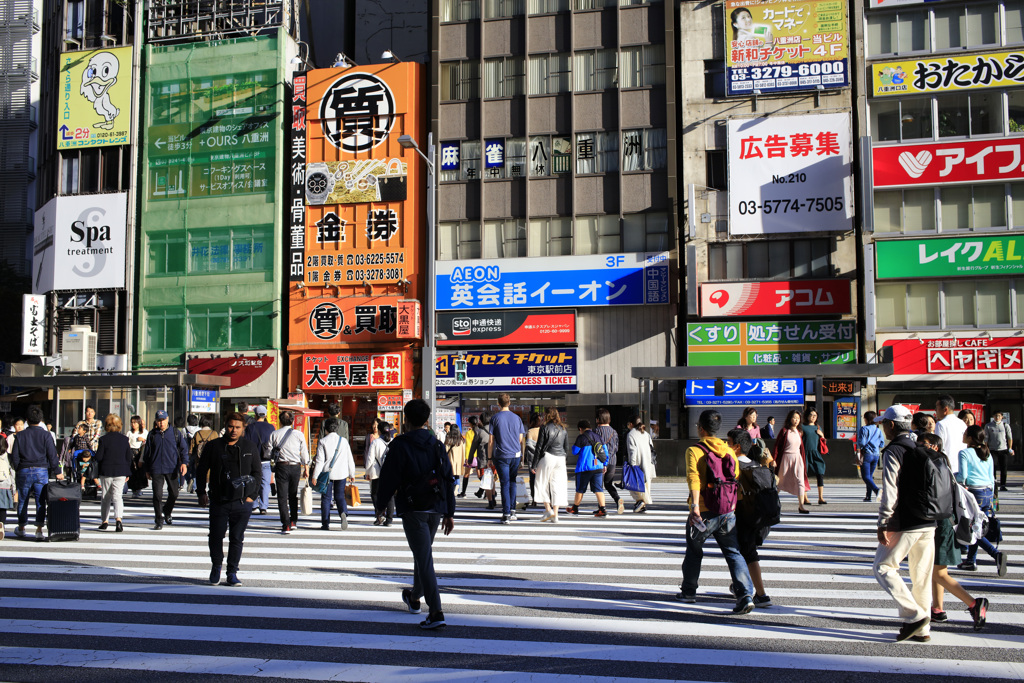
[46,479,82,541]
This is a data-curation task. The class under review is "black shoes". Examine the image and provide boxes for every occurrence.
[996,552,1008,578]
[930,610,948,623]
[402,588,422,614]
[419,611,446,629]
[164,515,173,526]
[225,573,242,587]
[968,597,988,630]
[153,521,163,530]
[97,522,108,531]
[896,616,930,642]
[475,490,484,498]
[210,565,222,585]
[115,520,123,532]
[733,598,755,614]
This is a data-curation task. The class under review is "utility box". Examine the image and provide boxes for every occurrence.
[62,325,98,372]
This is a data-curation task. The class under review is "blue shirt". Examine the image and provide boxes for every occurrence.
[956,447,995,488]
[490,410,525,460]
[857,425,885,459]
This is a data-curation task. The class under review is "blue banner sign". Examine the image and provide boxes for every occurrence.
[686,378,804,405]
[436,348,577,393]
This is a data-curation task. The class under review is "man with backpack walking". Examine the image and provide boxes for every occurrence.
[142,410,188,530]
[873,404,944,643]
[569,420,609,517]
[677,410,755,614]
[244,405,276,515]
[375,399,456,629]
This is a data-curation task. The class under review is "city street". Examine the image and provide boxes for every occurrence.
[0,480,1021,682]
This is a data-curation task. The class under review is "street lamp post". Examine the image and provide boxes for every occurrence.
[398,133,437,426]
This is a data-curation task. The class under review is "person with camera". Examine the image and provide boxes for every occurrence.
[375,399,456,629]
[196,412,261,587]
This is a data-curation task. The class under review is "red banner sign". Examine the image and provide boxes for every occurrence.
[437,310,576,347]
[885,336,1024,378]
[873,138,1024,188]
[699,280,851,317]
[302,350,411,392]
[186,355,275,390]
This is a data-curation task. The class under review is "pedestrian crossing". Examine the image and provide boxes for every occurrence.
[1,480,1021,681]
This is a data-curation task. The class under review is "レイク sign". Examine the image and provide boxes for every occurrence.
[699,279,851,317]
[727,113,854,234]
[875,236,1024,279]
[686,378,804,405]
[873,139,1024,188]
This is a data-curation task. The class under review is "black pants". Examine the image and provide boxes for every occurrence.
[993,450,1010,487]
[151,473,179,522]
[209,499,253,572]
[370,478,395,520]
[275,463,301,527]
[603,458,620,503]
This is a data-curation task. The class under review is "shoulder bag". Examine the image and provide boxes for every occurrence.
[221,446,257,502]
[315,436,344,495]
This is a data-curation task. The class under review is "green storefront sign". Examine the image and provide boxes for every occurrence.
[876,235,1024,279]
[687,320,856,366]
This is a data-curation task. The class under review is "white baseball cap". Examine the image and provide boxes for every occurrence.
[874,404,913,423]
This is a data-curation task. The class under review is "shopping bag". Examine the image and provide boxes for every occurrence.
[515,475,529,509]
[346,483,361,507]
[480,468,495,491]
[300,484,312,516]
[622,462,646,493]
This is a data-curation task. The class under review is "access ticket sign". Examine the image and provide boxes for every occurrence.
[435,348,577,393]
[883,336,1024,380]
[727,113,854,234]
[699,279,851,317]
[873,138,1024,188]
[725,0,849,96]
[436,310,576,347]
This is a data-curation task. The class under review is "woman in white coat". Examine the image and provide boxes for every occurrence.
[313,417,357,531]
[626,418,655,513]
[532,407,570,523]
[363,419,395,526]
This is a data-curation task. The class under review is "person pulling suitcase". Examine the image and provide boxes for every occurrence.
[9,407,63,540]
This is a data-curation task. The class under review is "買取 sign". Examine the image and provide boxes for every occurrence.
[190,389,219,414]
[727,113,853,234]
[875,236,1024,279]
[687,320,856,366]
[872,50,1024,98]
[686,378,804,406]
[725,0,849,96]
[436,349,577,393]
[435,253,670,310]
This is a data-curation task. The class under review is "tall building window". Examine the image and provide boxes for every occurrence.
[147,232,187,275]
[187,227,272,274]
[482,219,527,257]
[528,217,573,256]
[575,215,620,254]
[575,132,618,174]
[439,222,482,260]
[442,0,481,21]
[529,135,572,175]
[622,128,667,171]
[188,304,273,351]
[872,183,1024,233]
[619,44,665,87]
[484,57,525,98]
[441,61,481,101]
[624,212,670,252]
[144,308,186,352]
[876,279,1015,329]
[484,0,525,17]
[528,53,572,95]
[866,1,1020,56]
[528,0,569,13]
[708,239,832,280]
[573,50,618,92]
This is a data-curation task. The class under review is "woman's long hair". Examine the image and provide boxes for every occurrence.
[740,407,758,428]
[543,407,563,428]
[965,424,990,461]
[445,426,464,448]
[784,410,802,430]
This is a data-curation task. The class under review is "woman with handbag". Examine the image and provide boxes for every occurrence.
[525,413,540,507]
[313,417,356,531]
[445,428,465,489]
[801,407,828,505]
[126,415,148,499]
[773,410,810,514]
[0,437,15,539]
[532,407,569,523]
[364,420,395,526]
[626,416,655,513]
[956,426,1008,576]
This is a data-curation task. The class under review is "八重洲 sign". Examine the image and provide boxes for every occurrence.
[727,113,853,234]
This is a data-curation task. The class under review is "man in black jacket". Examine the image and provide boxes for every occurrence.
[196,412,261,587]
[10,407,63,539]
[375,399,456,629]
[142,410,188,529]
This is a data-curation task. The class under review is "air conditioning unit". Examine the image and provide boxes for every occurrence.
[62,325,97,372]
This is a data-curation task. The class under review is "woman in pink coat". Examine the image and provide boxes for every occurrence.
[772,409,809,514]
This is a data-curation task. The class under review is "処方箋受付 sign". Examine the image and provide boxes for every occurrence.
[435,253,670,310]
[436,349,577,393]
[686,378,804,405]
[687,320,856,366]
[875,236,1024,279]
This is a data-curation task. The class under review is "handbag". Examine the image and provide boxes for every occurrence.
[622,461,646,493]
[345,483,361,507]
[819,436,829,455]
[221,448,257,502]
[480,468,495,491]
[985,516,1002,544]
[0,487,14,510]
[300,484,312,515]
[315,436,345,495]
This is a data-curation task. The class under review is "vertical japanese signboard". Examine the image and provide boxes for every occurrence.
[58,46,135,150]
[727,113,854,234]
[289,72,307,282]
[22,294,46,356]
[725,0,849,96]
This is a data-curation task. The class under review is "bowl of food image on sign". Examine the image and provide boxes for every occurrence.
[327,158,408,204]
[305,162,335,205]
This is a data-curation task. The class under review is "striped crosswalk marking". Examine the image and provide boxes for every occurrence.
[1,481,1021,681]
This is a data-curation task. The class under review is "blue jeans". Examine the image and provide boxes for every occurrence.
[493,456,520,517]
[402,511,442,614]
[681,511,753,603]
[861,455,880,496]
[16,468,49,528]
[966,487,998,562]
[255,461,272,510]
[321,479,348,527]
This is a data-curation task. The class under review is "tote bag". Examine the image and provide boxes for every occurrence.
[622,462,646,493]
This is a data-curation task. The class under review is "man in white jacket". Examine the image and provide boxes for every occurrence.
[313,417,356,531]
[265,412,310,534]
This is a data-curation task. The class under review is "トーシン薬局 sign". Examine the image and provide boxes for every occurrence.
[699,279,851,317]
[58,46,135,150]
[435,253,670,310]
[873,138,1024,188]
[436,349,578,393]
[872,49,1024,98]
[727,113,854,234]
[687,320,856,366]
[725,0,849,96]
[436,310,576,346]
[686,378,804,405]
[875,235,1024,279]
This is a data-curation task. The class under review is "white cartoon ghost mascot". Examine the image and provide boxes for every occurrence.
[80,52,120,129]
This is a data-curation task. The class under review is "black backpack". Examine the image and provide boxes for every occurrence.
[401,437,448,510]
[906,446,955,521]
[738,462,782,529]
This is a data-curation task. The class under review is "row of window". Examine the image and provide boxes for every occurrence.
[60,147,132,195]
[871,90,1024,142]
[147,227,272,276]
[440,129,666,181]
[442,0,657,21]
[708,239,833,281]
[145,304,274,353]
[438,212,669,260]
[874,183,1024,233]
[867,1,1024,57]
[441,45,665,99]
[150,71,276,126]
[876,279,1024,329]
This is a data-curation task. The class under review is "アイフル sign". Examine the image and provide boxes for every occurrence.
[873,138,1024,188]
[686,378,804,405]
[875,236,1024,279]
[699,279,851,317]
[436,349,578,393]
[687,320,856,366]
[727,113,854,234]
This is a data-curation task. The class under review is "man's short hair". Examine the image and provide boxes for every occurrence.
[326,402,341,417]
[280,411,294,426]
[468,415,478,427]
[727,428,752,454]
[200,416,213,428]
[224,412,246,426]
[936,395,956,411]
[917,433,943,449]
[27,407,44,425]
[629,412,642,425]
[596,408,611,425]
[995,411,1004,418]
[497,393,511,408]
[698,410,722,436]
[480,412,491,426]
[187,414,199,426]
[864,411,877,424]
[323,417,338,433]
[404,399,431,428]
[912,412,933,431]
[578,419,590,431]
